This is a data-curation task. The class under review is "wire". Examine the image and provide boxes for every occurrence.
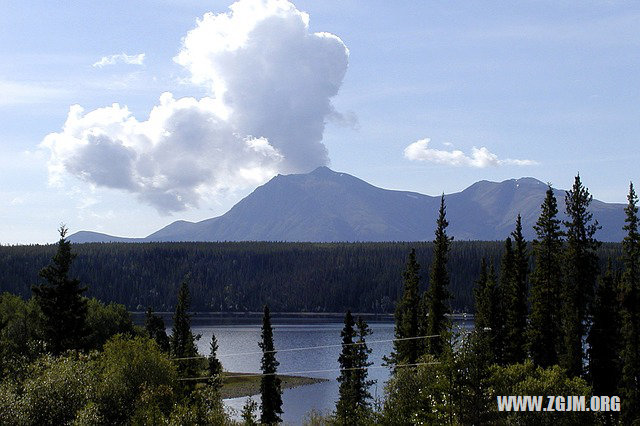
[177,361,441,381]
[172,334,441,361]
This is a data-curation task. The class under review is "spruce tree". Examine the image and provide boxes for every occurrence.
[620,182,640,422]
[388,249,421,366]
[425,194,453,357]
[474,260,501,363]
[32,225,88,354]
[528,185,563,368]
[353,317,374,416]
[504,215,529,364]
[561,174,600,377]
[259,305,282,424]
[170,275,199,380]
[208,332,223,390]
[145,307,170,352]
[587,260,620,396]
[336,310,357,422]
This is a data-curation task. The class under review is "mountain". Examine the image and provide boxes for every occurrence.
[69,167,627,243]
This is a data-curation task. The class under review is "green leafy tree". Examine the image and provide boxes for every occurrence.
[387,249,421,367]
[259,305,282,424]
[208,332,223,390]
[528,186,564,368]
[561,174,600,377]
[425,195,453,357]
[84,298,136,351]
[31,226,88,354]
[587,260,620,396]
[620,182,640,422]
[503,215,529,364]
[145,307,170,352]
[170,275,199,381]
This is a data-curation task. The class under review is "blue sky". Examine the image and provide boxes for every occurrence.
[1,0,639,244]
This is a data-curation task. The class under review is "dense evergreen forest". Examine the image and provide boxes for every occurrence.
[0,241,622,313]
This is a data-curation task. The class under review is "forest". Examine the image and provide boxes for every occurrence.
[0,240,622,313]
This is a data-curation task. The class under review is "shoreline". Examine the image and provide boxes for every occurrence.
[221,372,329,399]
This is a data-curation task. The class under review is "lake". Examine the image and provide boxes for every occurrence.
[134,313,473,424]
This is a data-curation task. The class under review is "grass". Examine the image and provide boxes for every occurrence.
[219,372,328,399]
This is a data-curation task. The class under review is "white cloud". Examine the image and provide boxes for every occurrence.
[93,53,146,68]
[44,0,350,213]
[404,138,538,168]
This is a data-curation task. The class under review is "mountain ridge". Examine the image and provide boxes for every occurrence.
[70,167,626,243]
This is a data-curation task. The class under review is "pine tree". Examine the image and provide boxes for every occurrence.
[336,312,374,424]
[32,225,88,354]
[494,238,514,364]
[170,275,199,380]
[587,260,620,396]
[388,249,421,367]
[336,310,357,423]
[425,195,453,357]
[353,317,374,416]
[145,307,170,352]
[241,397,259,425]
[528,185,563,368]
[208,332,223,390]
[561,174,600,377]
[620,182,640,422]
[474,260,501,363]
[504,215,529,364]
[259,305,282,424]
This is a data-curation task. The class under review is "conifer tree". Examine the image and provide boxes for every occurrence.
[32,225,88,354]
[587,260,620,396]
[620,182,640,422]
[259,305,282,424]
[561,174,600,377]
[425,195,453,357]
[145,307,170,352]
[336,310,357,422]
[528,185,563,368]
[474,260,501,363]
[504,215,529,364]
[208,332,223,390]
[170,275,199,380]
[388,249,421,366]
[353,317,374,415]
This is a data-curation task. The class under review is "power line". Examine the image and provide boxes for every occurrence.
[172,334,441,361]
[177,361,441,381]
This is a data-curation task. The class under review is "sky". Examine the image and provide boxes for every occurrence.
[1,0,639,244]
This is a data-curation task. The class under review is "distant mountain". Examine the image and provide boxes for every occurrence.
[69,167,627,243]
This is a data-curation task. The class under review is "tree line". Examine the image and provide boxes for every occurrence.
[0,240,622,313]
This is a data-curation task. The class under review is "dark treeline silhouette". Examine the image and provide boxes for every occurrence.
[0,240,623,313]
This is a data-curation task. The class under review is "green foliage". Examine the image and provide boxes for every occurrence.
[335,313,374,424]
[84,298,136,351]
[491,361,594,425]
[0,353,97,426]
[167,385,230,426]
[208,332,223,390]
[259,305,282,424]
[425,195,453,357]
[170,275,200,390]
[241,397,259,425]
[31,226,88,354]
[561,174,600,377]
[587,260,621,396]
[503,215,529,364]
[95,335,177,424]
[0,293,45,379]
[474,260,502,364]
[620,182,640,422]
[388,249,421,366]
[145,307,170,352]
[528,185,564,368]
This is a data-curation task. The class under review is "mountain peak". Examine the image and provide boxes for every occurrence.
[309,165,336,176]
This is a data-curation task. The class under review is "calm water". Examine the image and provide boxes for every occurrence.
[138,314,473,425]
[193,319,395,424]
